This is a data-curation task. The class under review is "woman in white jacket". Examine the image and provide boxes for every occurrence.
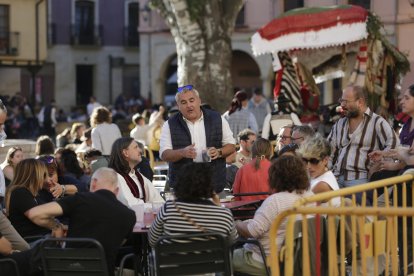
[108,137,164,207]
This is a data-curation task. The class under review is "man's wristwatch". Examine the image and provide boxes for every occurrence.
[217,148,223,158]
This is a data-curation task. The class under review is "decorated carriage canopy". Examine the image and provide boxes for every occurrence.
[251,5,410,116]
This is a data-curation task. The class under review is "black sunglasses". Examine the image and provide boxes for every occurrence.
[177,84,193,93]
[302,157,320,165]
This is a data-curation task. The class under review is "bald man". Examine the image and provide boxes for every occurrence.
[27,168,136,275]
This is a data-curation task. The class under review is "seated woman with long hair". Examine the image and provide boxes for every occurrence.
[0,146,24,187]
[5,159,51,237]
[232,138,272,201]
[58,149,90,191]
[233,155,313,275]
[148,163,238,246]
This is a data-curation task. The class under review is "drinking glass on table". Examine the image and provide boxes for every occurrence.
[152,202,164,218]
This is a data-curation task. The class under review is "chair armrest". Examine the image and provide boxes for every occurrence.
[23,235,44,243]
[231,238,270,276]
[117,253,139,276]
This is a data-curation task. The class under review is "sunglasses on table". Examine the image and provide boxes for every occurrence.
[177,85,193,93]
[302,157,321,165]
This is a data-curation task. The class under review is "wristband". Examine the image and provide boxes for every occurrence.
[218,149,223,158]
[61,185,66,197]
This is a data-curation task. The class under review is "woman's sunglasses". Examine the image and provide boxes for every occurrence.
[302,157,321,165]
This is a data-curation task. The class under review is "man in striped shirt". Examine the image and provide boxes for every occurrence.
[328,85,398,203]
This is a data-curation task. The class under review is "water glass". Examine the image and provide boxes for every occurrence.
[152,202,164,217]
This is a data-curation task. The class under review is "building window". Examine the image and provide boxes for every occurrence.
[71,0,101,45]
[125,2,139,47]
[284,0,304,12]
[75,0,94,44]
[0,5,10,54]
[235,5,245,27]
[349,0,371,10]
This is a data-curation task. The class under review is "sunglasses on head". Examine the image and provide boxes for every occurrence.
[39,155,55,164]
[177,84,193,93]
[302,157,320,165]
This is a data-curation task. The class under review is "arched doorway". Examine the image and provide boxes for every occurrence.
[231,50,261,96]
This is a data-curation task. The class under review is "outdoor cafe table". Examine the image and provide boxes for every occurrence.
[221,199,261,210]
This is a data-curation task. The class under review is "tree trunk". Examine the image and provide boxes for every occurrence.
[151,0,243,112]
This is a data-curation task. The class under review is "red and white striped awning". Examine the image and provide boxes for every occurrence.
[251,5,369,56]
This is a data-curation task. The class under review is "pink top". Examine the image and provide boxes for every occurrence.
[233,158,271,201]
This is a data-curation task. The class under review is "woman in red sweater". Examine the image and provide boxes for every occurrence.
[233,138,272,201]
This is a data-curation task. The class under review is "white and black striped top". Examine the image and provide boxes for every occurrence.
[328,108,398,181]
[148,200,238,247]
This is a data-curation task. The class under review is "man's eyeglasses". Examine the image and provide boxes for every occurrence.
[302,157,321,165]
[177,85,193,93]
[338,98,358,105]
[280,136,291,141]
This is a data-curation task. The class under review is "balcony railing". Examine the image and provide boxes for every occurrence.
[124,25,139,47]
[70,24,103,46]
[0,31,19,56]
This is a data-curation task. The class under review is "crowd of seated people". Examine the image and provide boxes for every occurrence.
[3,83,414,275]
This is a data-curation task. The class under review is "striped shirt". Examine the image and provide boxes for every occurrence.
[223,109,258,139]
[327,108,398,181]
[148,200,238,247]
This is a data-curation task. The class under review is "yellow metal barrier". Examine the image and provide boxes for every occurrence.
[269,174,414,276]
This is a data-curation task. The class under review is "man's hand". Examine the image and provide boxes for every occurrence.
[49,180,64,198]
[159,105,165,113]
[368,150,384,162]
[211,193,221,206]
[181,144,196,159]
[208,147,220,160]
